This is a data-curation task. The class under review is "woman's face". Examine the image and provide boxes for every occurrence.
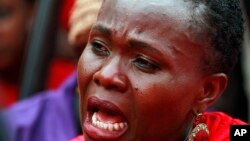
[78,0,207,141]
[0,0,33,71]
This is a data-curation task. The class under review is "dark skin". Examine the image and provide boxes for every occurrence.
[0,0,35,106]
[0,0,34,81]
[77,0,228,141]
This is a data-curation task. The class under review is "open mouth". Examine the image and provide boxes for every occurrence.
[92,112,128,131]
[83,96,128,140]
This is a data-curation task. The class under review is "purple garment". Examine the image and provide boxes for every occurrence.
[1,72,78,141]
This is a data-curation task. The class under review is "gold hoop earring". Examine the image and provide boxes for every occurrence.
[188,113,209,141]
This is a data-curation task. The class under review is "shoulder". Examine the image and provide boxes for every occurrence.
[2,72,77,118]
[70,135,85,141]
[0,72,78,141]
[1,90,55,118]
[205,112,246,126]
[204,112,247,141]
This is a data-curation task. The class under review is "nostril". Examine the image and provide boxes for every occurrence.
[106,85,119,91]
[93,70,127,92]
[94,78,100,86]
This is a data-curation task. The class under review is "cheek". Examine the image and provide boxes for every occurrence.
[0,17,27,69]
[78,48,101,121]
[77,47,101,92]
[0,12,27,42]
[0,29,25,50]
[132,75,195,137]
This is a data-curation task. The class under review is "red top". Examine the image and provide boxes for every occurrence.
[0,81,18,107]
[70,112,247,141]
[71,136,85,141]
[204,112,246,141]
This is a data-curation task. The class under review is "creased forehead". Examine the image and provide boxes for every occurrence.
[98,0,207,42]
[102,0,194,16]
[99,0,204,29]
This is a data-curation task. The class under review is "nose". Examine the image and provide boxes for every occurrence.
[93,58,128,93]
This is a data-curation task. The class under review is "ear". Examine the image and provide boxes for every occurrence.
[194,73,228,113]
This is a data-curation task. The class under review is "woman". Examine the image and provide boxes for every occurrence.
[0,0,36,107]
[73,0,247,140]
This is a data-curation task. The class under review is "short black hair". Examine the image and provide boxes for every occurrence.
[189,0,244,74]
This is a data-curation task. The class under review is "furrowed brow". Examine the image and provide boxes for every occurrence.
[128,39,161,54]
[92,24,112,36]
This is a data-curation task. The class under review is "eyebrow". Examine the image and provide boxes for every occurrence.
[92,24,162,55]
[92,24,112,36]
[128,40,162,55]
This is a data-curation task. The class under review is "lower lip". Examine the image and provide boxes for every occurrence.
[83,113,128,141]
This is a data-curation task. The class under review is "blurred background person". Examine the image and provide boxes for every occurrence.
[0,0,36,108]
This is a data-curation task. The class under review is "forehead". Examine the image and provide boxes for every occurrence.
[95,0,209,48]
[106,0,192,15]
[94,0,208,51]
[98,0,195,29]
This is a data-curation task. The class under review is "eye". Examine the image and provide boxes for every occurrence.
[133,56,160,73]
[90,40,110,56]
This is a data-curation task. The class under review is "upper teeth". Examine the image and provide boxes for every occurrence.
[91,112,128,131]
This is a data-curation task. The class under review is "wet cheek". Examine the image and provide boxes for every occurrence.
[133,81,185,131]
[77,50,102,93]
[77,51,103,125]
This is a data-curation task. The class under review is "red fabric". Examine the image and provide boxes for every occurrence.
[205,112,246,141]
[46,58,76,89]
[70,112,247,141]
[0,82,18,108]
[70,135,85,141]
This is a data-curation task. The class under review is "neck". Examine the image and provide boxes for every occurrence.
[176,113,194,141]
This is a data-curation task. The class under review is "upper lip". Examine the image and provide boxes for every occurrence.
[87,96,127,121]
